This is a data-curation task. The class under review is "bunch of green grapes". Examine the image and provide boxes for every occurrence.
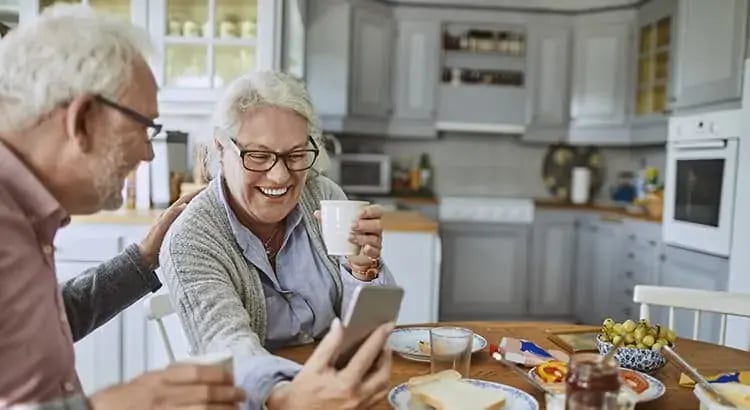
[599,318,677,351]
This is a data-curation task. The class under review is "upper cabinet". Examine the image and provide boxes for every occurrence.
[568,10,635,144]
[305,0,395,135]
[630,0,676,144]
[21,0,145,26]
[148,0,263,105]
[671,0,748,111]
[523,16,573,142]
[436,21,527,134]
[389,15,440,138]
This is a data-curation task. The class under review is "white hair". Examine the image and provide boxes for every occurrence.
[208,70,330,179]
[0,4,153,134]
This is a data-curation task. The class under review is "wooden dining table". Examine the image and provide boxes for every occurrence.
[275,321,750,410]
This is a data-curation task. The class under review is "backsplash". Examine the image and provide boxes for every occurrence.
[340,133,666,201]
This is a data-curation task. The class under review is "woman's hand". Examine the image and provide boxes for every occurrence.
[138,188,203,269]
[347,205,383,274]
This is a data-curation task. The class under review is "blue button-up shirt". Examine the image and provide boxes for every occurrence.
[217,182,396,409]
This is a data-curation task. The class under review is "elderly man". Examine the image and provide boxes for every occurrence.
[0,4,394,410]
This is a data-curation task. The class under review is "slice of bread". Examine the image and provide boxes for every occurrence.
[406,370,506,410]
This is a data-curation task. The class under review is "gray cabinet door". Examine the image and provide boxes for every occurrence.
[530,211,576,317]
[590,219,626,324]
[574,217,597,324]
[439,223,530,320]
[570,15,632,128]
[672,0,748,110]
[657,246,729,344]
[524,21,572,142]
[350,4,394,118]
[392,18,439,121]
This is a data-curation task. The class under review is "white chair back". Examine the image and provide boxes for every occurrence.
[145,293,177,363]
[633,285,750,345]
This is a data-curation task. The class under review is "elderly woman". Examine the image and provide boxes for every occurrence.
[160,71,396,409]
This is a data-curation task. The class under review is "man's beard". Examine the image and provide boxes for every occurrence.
[89,140,135,211]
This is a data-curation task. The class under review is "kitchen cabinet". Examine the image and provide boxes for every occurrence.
[436,21,527,134]
[630,0,676,144]
[20,0,146,27]
[671,0,748,111]
[589,218,627,324]
[574,214,597,324]
[568,10,635,145]
[389,15,440,138]
[657,245,730,344]
[439,222,530,321]
[523,19,573,143]
[305,0,395,135]
[529,211,576,317]
[613,221,662,321]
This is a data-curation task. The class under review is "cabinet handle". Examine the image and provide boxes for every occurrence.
[623,307,632,316]
[662,109,673,115]
[625,289,633,297]
[627,252,635,259]
[660,254,666,261]
[625,271,634,278]
[649,240,657,246]
[628,234,636,240]
[590,226,599,233]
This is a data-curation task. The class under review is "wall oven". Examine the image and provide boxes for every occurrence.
[664,110,741,257]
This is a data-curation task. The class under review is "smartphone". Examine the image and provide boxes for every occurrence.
[333,285,404,369]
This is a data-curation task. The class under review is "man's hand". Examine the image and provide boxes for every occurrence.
[267,318,394,410]
[139,188,203,269]
[89,363,245,409]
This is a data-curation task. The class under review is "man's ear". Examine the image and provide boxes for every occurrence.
[65,94,96,153]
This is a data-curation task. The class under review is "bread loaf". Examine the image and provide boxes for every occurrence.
[406,370,506,410]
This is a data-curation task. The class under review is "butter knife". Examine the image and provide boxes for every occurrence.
[661,345,736,408]
[492,352,557,396]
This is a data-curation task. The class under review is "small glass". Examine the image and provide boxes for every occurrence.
[565,353,622,409]
[429,327,472,377]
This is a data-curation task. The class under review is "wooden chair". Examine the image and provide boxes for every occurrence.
[633,285,750,345]
[145,293,177,363]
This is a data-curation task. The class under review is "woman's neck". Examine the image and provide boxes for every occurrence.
[227,195,284,241]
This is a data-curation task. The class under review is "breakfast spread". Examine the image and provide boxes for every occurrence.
[406,370,507,410]
[498,337,569,366]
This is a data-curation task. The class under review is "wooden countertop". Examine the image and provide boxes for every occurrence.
[70,209,438,233]
[535,199,662,223]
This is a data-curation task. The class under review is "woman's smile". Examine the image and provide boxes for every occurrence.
[257,186,291,198]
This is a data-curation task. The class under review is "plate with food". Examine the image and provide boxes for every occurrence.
[528,360,665,402]
[388,327,488,362]
[389,369,538,410]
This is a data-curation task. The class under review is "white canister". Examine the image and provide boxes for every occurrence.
[571,166,591,204]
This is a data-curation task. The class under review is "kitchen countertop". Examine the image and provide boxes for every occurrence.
[70,209,439,233]
[535,199,662,223]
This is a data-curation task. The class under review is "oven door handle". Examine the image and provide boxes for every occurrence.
[672,140,727,151]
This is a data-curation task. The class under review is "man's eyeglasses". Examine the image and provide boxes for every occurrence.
[214,127,320,172]
[95,95,162,140]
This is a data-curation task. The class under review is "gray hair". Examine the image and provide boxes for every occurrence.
[0,4,153,134]
[206,71,330,179]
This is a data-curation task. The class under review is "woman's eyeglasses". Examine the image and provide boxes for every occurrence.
[214,127,320,172]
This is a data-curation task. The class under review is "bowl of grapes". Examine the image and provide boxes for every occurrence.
[596,318,677,373]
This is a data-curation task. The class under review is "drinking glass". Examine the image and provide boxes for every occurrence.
[429,326,473,377]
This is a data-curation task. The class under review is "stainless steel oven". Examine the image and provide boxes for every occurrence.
[664,110,740,257]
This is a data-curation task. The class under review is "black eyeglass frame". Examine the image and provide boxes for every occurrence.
[95,95,163,140]
[213,127,320,173]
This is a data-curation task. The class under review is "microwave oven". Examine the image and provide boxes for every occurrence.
[336,153,391,194]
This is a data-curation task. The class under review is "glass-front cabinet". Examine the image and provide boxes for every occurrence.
[150,0,266,102]
[21,0,278,106]
[633,0,676,121]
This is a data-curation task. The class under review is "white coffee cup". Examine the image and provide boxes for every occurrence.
[320,200,370,256]
[179,350,234,374]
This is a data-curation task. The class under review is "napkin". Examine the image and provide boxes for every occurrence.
[679,371,750,387]
[497,337,569,366]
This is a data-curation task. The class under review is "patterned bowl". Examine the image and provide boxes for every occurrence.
[596,335,669,373]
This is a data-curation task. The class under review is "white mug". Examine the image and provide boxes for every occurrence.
[179,351,233,374]
[320,200,370,256]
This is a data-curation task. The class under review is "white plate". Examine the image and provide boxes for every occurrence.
[388,378,539,410]
[387,327,488,362]
[527,367,666,403]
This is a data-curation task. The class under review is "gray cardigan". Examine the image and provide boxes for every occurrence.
[160,175,345,356]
